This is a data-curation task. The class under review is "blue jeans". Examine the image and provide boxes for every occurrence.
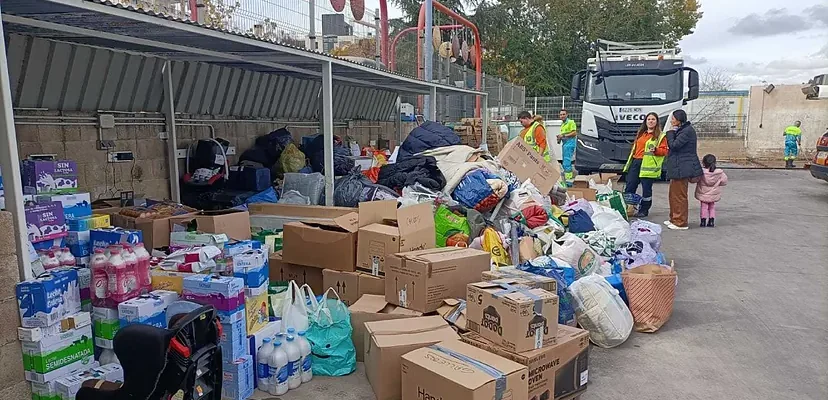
[625,158,654,214]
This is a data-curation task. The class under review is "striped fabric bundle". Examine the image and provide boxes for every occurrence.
[621,264,677,333]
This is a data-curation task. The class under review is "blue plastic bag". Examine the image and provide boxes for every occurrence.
[567,209,595,233]
[517,256,578,326]
[305,288,356,376]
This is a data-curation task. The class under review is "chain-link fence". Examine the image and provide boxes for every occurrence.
[529,96,583,123]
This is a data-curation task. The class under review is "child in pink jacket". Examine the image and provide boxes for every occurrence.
[694,154,728,227]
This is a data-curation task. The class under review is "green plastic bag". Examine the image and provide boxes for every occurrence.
[306,288,356,376]
[597,191,628,220]
[279,143,307,174]
[435,205,471,247]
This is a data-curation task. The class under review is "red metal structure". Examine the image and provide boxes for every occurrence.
[389,24,463,71]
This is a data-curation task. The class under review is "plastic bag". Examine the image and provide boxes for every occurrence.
[517,255,577,326]
[596,189,628,220]
[282,172,325,205]
[630,220,662,251]
[569,275,634,348]
[306,288,356,376]
[575,230,616,257]
[550,232,602,278]
[435,205,471,247]
[279,281,311,333]
[470,225,510,268]
[278,190,311,205]
[334,167,370,207]
[452,169,508,212]
[615,240,659,269]
[278,143,307,174]
[591,208,631,246]
[361,184,398,202]
[563,198,593,217]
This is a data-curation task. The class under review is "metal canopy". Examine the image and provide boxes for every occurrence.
[0,0,486,97]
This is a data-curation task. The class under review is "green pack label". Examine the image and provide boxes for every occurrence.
[23,336,94,373]
[93,319,119,340]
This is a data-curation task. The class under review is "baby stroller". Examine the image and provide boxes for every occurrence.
[76,304,223,400]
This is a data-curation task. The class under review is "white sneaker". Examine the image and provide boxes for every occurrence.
[663,221,672,226]
[666,222,689,230]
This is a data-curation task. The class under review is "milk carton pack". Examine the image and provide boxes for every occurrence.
[65,230,91,257]
[181,274,245,313]
[68,214,110,232]
[21,319,94,382]
[92,307,119,349]
[16,269,81,328]
[31,379,62,400]
[232,250,268,288]
[55,362,123,400]
[56,266,91,311]
[36,193,92,220]
[25,201,68,243]
[244,280,269,336]
[222,355,254,400]
[18,312,91,342]
[22,160,79,195]
[118,290,179,328]
[219,308,248,362]
[89,228,142,250]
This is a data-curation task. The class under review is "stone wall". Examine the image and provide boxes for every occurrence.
[0,212,29,398]
[747,85,828,159]
[14,112,415,201]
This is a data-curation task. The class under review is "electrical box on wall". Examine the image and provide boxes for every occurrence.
[98,114,116,129]
[107,151,134,163]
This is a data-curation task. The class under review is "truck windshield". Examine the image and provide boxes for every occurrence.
[586,70,682,104]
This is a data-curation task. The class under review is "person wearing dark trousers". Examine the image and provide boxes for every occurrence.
[623,112,668,217]
[664,109,703,230]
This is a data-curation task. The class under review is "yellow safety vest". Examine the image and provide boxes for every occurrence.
[523,122,551,162]
[624,132,667,179]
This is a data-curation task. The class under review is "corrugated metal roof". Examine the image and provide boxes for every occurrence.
[4,33,396,120]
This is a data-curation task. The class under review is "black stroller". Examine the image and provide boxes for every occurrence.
[76,305,223,400]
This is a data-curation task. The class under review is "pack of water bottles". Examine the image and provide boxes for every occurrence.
[256,326,313,396]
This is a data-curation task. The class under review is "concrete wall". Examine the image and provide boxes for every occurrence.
[747,85,828,158]
[0,212,29,398]
[14,112,416,201]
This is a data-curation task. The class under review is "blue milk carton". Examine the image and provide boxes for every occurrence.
[232,250,268,288]
[218,308,248,362]
[65,230,91,257]
[222,355,254,400]
[117,290,179,328]
[36,193,92,221]
[89,228,143,250]
[16,269,82,328]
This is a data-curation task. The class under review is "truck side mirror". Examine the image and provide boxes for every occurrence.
[571,70,586,100]
[686,68,700,100]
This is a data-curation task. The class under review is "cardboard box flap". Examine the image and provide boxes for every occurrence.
[395,202,434,236]
[413,340,526,390]
[285,222,352,243]
[350,294,391,313]
[437,298,467,325]
[399,247,488,263]
[248,203,354,217]
[358,200,398,228]
[366,316,453,347]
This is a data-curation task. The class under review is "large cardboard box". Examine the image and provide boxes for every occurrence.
[322,270,385,306]
[461,325,590,400]
[356,201,435,275]
[281,212,359,271]
[499,138,561,194]
[268,252,323,294]
[483,267,558,293]
[567,188,597,202]
[169,210,252,241]
[385,247,490,313]
[401,339,529,400]
[248,203,355,231]
[466,281,559,353]
[349,294,422,362]
[111,205,197,249]
[364,316,459,400]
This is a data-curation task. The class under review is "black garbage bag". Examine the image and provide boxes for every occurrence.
[239,127,295,176]
[304,135,355,176]
[377,155,446,193]
[334,167,371,207]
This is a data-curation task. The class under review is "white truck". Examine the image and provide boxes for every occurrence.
[569,40,700,174]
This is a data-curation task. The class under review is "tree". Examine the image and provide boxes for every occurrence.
[691,67,739,136]
[200,0,241,30]
[331,38,378,58]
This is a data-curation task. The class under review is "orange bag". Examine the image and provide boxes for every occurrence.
[621,264,677,333]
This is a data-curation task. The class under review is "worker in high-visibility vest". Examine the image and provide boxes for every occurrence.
[783,121,802,168]
[517,111,551,163]
[557,109,578,182]
[623,112,669,217]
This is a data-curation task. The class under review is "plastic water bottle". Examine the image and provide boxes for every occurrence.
[99,348,120,365]
[284,333,302,389]
[297,331,313,383]
[59,247,76,267]
[91,249,109,306]
[122,246,140,298]
[268,340,289,395]
[256,338,274,392]
[133,243,152,291]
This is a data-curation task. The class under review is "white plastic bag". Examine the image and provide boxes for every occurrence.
[569,275,633,348]
[280,281,311,333]
[550,232,602,278]
[591,208,631,246]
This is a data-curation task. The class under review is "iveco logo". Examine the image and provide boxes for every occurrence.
[618,114,647,121]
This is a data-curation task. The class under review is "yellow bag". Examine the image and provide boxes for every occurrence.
[279,143,307,174]
[481,226,510,268]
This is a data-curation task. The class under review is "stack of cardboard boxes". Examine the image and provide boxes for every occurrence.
[454,118,505,153]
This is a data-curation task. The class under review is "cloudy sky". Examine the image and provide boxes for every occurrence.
[366,0,827,89]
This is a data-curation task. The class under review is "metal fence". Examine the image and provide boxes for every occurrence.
[694,115,749,139]
[529,96,583,123]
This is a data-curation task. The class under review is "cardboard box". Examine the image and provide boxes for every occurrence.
[25,201,69,243]
[68,214,111,232]
[499,138,561,194]
[21,322,94,382]
[385,247,490,313]
[117,290,179,328]
[268,252,323,294]
[110,205,196,250]
[356,201,435,275]
[436,298,468,332]
[169,209,252,241]
[218,308,248,362]
[248,203,356,231]
[22,160,79,195]
[244,281,270,335]
[37,193,92,221]
[567,188,597,202]
[322,270,385,306]
[571,175,596,189]
[231,250,269,288]
[483,267,558,293]
[222,355,254,400]
[181,274,245,313]
[150,270,196,294]
[90,199,122,216]
[65,230,91,257]
[89,228,143,250]
[461,325,590,400]
[401,339,529,400]
[364,316,459,400]
[18,312,91,342]
[55,362,123,400]
[282,212,359,271]
[349,294,422,362]
[466,281,559,353]
[92,307,119,348]
[16,269,82,328]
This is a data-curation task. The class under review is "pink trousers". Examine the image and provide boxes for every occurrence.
[700,201,716,219]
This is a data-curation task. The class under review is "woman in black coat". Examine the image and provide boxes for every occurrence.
[664,109,703,230]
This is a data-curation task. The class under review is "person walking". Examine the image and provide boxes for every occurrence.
[783,121,802,168]
[517,111,551,163]
[623,112,668,217]
[694,154,728,227]
[557,109,578,182]
[664,109,702,230]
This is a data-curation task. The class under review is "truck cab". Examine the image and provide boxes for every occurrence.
[570,40,699,174]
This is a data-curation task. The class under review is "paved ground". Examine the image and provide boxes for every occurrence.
[253,169,828,400]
